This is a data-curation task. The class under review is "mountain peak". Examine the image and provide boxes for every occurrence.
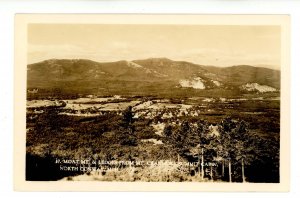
[27,58,280,95]
[134,57,172,62]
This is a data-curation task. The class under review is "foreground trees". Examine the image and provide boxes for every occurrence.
[162,117,264,182]
[217,118,253,182]
[194,120,210,179]
[27,103,278,182]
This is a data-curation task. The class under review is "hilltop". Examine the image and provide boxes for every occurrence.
[27,58,280,97]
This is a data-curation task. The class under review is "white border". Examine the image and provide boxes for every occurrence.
[14,14,290,192]
[1,0,300,198]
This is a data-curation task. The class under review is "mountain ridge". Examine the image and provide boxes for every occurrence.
[27,58,280,96]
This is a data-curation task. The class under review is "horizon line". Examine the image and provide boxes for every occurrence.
[27,57,281,71]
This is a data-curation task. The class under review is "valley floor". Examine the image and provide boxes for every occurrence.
[25,95,280,182]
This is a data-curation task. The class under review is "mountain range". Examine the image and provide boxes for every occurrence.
[27,58,280,97]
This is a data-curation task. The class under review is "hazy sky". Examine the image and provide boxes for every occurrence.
[28,24,281,70]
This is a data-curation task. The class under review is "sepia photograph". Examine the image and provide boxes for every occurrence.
[14,14,290,191]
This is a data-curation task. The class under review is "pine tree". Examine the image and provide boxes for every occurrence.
[233,120,255,183]
[195,120,210,180]
[218,117,236,182]
[119,106,137,146]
